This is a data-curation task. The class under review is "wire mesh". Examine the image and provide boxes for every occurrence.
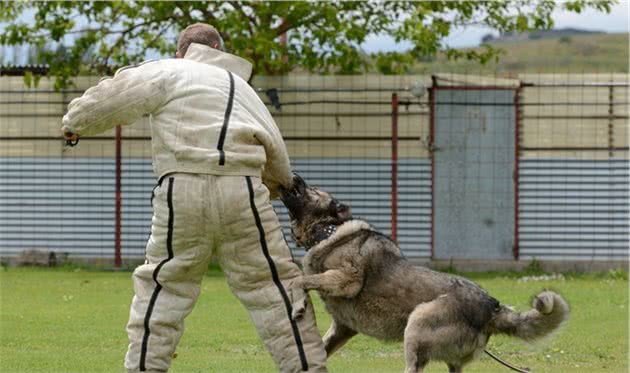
[517,74,629,261]
[0,72,627,266]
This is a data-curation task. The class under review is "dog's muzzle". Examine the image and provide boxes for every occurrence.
[280,173,308,220]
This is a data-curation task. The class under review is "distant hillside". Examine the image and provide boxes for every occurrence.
[412,32,628,73]
[482,27,604,44]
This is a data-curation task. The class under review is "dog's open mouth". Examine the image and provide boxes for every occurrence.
[280,173,308,220]
[290,173,307,197]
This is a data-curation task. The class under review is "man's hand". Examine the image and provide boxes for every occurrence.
[63,130,79,146]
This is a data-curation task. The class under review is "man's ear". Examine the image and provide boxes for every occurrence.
[336,202,352,221]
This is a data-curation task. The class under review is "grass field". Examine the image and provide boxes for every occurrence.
[0,267,627,373]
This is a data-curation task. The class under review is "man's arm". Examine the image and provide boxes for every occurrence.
[61,62,170,137]
[257,115,293,199]
[244,89,293,197]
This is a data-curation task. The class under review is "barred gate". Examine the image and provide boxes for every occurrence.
[431,85,517,260]
[429,75,629,262]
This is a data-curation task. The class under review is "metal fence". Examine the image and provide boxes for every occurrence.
[515,76,629,261]
[0,73,627,265]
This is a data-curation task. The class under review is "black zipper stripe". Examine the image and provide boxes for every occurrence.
[165,178,174,258]
[245,176,309,371]
[217,71,235,166]
[139,177,175,371]
[151,172,174,208]
[139,281,163,371]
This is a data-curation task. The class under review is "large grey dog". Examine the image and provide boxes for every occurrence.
[280,175,569,373]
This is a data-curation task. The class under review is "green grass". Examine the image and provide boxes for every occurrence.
[1,267,627,373]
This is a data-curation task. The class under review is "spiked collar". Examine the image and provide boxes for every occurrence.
[304,224,338,249]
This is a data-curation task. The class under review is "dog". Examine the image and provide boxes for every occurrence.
[280,174,569,373]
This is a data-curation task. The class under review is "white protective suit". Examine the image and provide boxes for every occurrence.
[62,43,327,373]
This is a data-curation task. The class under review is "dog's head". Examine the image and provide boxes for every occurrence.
[280,173,352,247]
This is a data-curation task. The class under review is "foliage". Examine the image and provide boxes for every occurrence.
[523,258,545,275]
[0,1,615,88]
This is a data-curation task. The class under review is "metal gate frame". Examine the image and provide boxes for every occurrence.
[428,76,522,260]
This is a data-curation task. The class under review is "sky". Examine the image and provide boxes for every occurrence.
[362,1,629,52]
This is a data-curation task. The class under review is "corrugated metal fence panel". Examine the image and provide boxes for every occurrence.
[272,158,432,259]
[4,156,628,262]
[518,158,629,261]
[0,157,432,260]
[120,159,154,258]
[0,157,116,258]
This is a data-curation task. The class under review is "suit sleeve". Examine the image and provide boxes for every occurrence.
[259,114,293,199]
[61,63,169,137]
[238,83,293,199]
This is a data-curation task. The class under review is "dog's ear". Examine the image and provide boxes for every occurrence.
[336,202,352,221]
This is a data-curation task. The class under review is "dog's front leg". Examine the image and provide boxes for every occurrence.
[292,269,362,298]
[323,319,357,356]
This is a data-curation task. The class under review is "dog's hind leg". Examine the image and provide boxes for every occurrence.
[404,297,452,373]
[447,363,462,373]
[404,320,430,373]
[323,319,358,356]
[403,340,428,373]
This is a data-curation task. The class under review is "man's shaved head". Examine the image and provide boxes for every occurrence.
[176,23,224,58]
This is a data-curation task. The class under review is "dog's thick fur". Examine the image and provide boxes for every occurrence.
[281,175,569,373]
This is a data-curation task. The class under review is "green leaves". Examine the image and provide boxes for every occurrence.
[22,70,42,88]
[0,0,616,88]
[22,70,31,87]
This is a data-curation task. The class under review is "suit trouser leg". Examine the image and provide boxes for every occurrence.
[125,176,212,372]
[217,176,327,373]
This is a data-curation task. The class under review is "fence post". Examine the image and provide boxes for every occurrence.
[513,85,522,260]
[429,78,436,259]
[608,85,614,158]
[115,125,122,268]
[391,93,398,243]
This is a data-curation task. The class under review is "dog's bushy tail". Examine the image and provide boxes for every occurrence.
[489,291,569,341]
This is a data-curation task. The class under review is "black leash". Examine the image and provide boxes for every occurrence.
[484,349,531,373]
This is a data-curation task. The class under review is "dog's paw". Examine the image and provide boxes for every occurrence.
[292,298,307,320]
[289,287,308,320]
[289,277,306,289]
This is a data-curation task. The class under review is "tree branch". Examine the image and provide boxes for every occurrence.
[99,18,169,67]
[138,21,174,58]
[229,1,258,34]
[274,18,293,36]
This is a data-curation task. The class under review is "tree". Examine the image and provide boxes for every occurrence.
[481,33,496,44]
[0,1,615,88]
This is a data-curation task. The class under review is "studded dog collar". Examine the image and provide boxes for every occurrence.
[304,224,338,249]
